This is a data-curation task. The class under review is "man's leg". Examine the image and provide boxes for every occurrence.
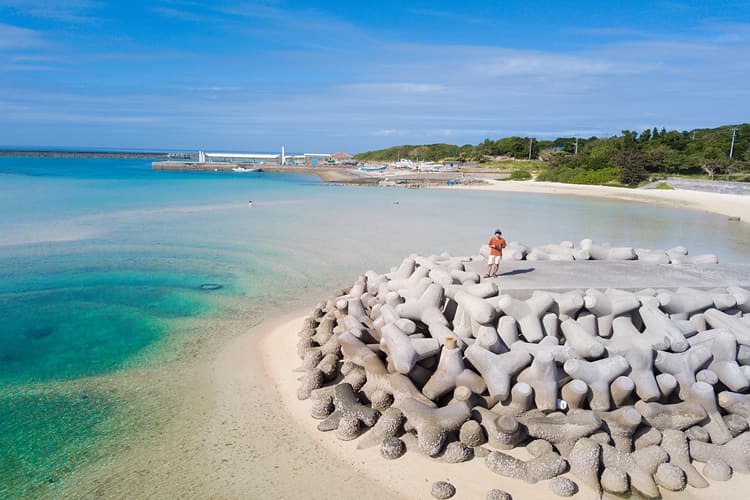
[485,262,492,278]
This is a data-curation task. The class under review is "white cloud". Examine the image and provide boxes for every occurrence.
[475,51,648,78]
[0,23,47,49]
[697,21,750,44]
[342,82,446,94]
[0,0,101,23]
[565,27,650,38]
[4,109,160,124]
[408,8,493,26]
[372,129,409,137]
[1,5,749,151]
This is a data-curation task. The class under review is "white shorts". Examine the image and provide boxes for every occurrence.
[488,255,502,265]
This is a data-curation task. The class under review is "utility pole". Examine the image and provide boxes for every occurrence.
[574,137,579,155]
[528,138,533,161]
[729,128,738,159]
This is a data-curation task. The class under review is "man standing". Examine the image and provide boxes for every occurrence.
[486,229,507,278]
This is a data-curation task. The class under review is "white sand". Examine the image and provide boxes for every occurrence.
[264,314,750,500]
[440,180,750,223]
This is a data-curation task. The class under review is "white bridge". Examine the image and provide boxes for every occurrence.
[197,147,331,165]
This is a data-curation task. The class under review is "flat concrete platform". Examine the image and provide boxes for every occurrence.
[465,260,750,298]
[152,161,248,171]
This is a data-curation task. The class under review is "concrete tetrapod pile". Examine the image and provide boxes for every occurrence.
[295,251,750,499]
[480,239,719,264]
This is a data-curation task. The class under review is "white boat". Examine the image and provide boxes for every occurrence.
[232,166,259,172]
[439,165,459,172]
[359,165,387,172]
[395,159,416,169]
[417,161,443,172]
[378,179,404,186]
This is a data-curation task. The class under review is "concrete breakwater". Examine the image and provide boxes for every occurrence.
[151,161,484,185]
[2,150,179,159]
[150,161,364,180]
[294,244,750,499]
[152,160,249,171]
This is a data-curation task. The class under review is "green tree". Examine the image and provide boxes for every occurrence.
[618,150,648,185]
[584,140,619,170]
[699,147,728,180]
[354,123,750,183]
[621,130,638,149]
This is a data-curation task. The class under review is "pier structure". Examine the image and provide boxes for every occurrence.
[195,147,331,166]
[153,147,333,171]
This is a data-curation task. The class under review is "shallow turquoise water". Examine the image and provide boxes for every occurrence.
[1,156,749,497]
[1,390,123,494]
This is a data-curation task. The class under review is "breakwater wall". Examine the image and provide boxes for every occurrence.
[2,150,182,159]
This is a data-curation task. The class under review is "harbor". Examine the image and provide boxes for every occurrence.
[152,148,344,170]
[150,147,494,188]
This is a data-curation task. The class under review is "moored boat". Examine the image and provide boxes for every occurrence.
[358,165,387,172]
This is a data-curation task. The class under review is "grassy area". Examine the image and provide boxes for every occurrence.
[476,160,545,169]
[654,173,708,180]
[464,160,548,178]
[510,169,532,180]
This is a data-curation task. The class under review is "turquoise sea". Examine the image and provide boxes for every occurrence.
[1,156,749,497]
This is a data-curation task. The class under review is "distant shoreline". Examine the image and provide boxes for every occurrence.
[0,149,184,159]
[6,152,748,224]
[438,179,750,223]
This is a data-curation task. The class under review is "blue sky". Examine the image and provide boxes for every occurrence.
[0,0,749,152]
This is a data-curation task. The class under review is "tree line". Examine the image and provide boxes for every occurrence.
[354,124,750,186]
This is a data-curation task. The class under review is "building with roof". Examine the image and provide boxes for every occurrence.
[330,152,355,165]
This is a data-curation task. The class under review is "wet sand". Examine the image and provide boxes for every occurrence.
[64,313,391,499]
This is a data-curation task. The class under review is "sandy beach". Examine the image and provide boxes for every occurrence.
[264,315,750,500]
[439,179,750,224]
[62,313,391,499]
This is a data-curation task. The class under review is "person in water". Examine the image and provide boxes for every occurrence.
[248,200,253,207]
[486,229,507,278]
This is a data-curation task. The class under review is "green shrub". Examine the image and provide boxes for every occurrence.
[538,166,619,185]
[571,167,619,184]
[655,182,675,190]
[510,169,532,180]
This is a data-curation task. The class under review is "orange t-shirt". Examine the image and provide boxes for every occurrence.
[489,236,507,256]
